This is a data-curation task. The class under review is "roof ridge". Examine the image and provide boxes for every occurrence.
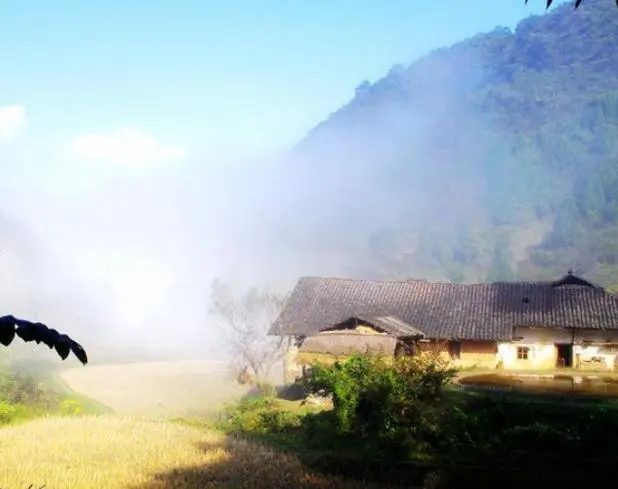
[299,276,572,287]
[299,275,454,285]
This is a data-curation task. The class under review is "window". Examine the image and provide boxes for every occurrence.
[449,341,462,360]
[517,346,529,360]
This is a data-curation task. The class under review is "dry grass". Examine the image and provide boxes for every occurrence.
[0,415,399,489]
[60,360,253,418]
[0,361,402,488]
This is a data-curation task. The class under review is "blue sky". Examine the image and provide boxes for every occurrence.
[0,1,561,350]
[0,0,552,171]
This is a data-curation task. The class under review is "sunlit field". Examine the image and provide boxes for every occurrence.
[0,415,393,489]
[60,360,255,418]
[0,360,395,489]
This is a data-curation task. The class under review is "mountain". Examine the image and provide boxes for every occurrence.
[266,0,618,288]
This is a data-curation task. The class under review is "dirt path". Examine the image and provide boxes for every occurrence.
[60,360,252,418]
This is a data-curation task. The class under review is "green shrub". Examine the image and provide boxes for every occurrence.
[0,366,93,424]
[216,354,618,488]
[0,400,29,425]
[307,353,457,456]
[429,393,618,488]
[258,408,302,433]
[0,370,60,410]
[59,398,85,416]
[218,396,302,436]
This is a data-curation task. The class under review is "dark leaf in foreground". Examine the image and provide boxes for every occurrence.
[0,316,16,345]
[0,315,88,365]
[525,0,618,9]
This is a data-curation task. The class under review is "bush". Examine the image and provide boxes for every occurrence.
[216,354,618,488]
[59,398,85,416]
[429,393,618,488]
[307,353,458,457]
[0,401,28,425]
[0,366,89,424]
[218,396,302,436]
[0,370,60,410]
[258,408,302,433]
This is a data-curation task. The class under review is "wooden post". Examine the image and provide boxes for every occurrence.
[571,329,577,370]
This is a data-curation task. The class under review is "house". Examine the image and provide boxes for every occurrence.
[268,271,618,382]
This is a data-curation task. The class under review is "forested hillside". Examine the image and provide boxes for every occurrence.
[272,0,618,287]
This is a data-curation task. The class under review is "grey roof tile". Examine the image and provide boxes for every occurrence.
[269,273,618,341]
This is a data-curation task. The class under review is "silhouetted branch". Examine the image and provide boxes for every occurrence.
[525,0,618,10]
[0,315,88,365]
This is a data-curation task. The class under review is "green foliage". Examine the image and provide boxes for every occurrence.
[59,398,85,416]
[0,361,99,426]
[430,393,618,487]
[0,400,28,425]
[257,407,303,433]
[216,355,618,487]
[218,396,303,437]
[284,0,618,284]
[308,354,457,456]
[0,369,61,412]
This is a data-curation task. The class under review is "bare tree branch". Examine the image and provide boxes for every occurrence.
[209,279,286,385]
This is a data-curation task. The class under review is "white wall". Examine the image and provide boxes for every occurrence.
[513,327,618,344]
[498,342,556,369]
[497,327,618,370]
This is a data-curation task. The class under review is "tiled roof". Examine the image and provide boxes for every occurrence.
[353,315,425,337]
[269,273,618,341]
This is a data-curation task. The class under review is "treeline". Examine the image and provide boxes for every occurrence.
[279,0,618,286]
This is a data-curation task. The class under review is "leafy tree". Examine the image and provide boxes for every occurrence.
[307,353,457,456]
[278,0,618,286]
[209,279,286,387]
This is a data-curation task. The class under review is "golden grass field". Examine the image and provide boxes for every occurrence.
[59,360,252,418]
[0,415,397,489]
[0,360,398,489]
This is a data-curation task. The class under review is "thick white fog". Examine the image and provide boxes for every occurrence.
[0,1,553,362]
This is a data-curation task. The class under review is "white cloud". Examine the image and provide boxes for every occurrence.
[67,126,186,167]
[0,105,27,144]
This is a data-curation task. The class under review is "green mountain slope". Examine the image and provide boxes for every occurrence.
[275,0,618,287]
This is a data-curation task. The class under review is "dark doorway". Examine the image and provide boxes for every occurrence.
[449,341,462,360]
[556,344,573,368]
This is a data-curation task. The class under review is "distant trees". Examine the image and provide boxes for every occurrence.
[526,0,618,10]
[209,279,286,387]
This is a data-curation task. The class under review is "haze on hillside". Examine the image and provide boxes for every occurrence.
[3,0,611,362]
